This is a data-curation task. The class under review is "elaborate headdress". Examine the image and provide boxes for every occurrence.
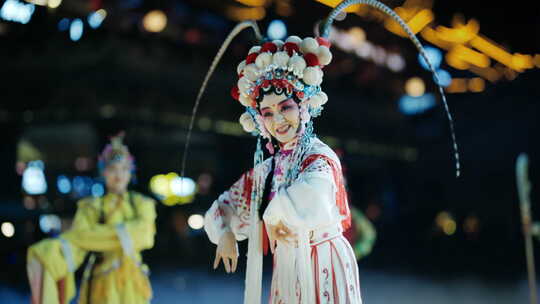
[182,1,461,303]
[233,36,332,135]
[98,131,135,174]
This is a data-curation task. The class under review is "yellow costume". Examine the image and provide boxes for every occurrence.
[27,191,156,304]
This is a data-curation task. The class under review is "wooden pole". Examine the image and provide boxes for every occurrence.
[517,153,537,304]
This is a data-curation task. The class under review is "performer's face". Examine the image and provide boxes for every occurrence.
[259,93,300,144]
[103,159,131,194]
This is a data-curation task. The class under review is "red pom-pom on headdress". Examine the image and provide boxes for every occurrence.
[316,37,331,48]
[283,42,300,56]
[304,53,320,67]
[231,86,240,101]
[260,42,277,53]
[246,53,258,64]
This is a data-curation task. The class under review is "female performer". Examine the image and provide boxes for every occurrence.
[204,35,361,303]
[27,133,156,304]
[196,1,459,303]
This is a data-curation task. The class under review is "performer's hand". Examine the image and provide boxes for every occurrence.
[268,221,296,253]
[214,231,238,273]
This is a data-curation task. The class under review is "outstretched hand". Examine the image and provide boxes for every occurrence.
[214,231,238,273]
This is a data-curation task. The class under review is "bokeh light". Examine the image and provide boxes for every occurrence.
[0,0,35,24]
[56,175,71,194]
[69,18,83,42]
[72,176,93,198]
[435,211,457,236]
[47,0,61,9]
[267,19,287,40]
[405,77,426,97]
[1,222,15,238]
[57,18,69,31]
[91,183,105,197]
[386,54,406,72]
[463,215,480,235]
[39,215,61,234]
[418,46,443,70]
[143,10,167,33]
[348,27,366,45]
[435,69,452,87]
[88,9,107,29]
[398,93,436,115]
[468,77,485,92]
[22,160,47,195]
[188,214,204,230]
[170,177,196,197]
[150,173,196,205]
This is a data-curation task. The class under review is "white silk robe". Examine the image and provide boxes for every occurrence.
[205,138,362,304]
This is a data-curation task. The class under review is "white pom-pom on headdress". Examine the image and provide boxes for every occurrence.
[288,55,306,76]
[238,94,252,107]
[272,52,290,69]
[237,60,246,75]
[239,112,257,133]
[248,46,261,54]
[285,36,302,44]
[318,91,328,105]
[317,46,332,65]
[304,91,328,109]
[305,94,323,109]
[272,40,284,49]
[238,77,252,93]
[255,52,272,69]
[231,35,334,129]
[300,37,319,54]
[316,68,324,86]
[243,64,259,81]
[303,66,322,86]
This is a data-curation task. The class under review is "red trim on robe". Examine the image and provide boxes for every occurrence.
[300,154,352,231]
[312,245,320,304]
[262,224,269,255]
[241,170,254,208]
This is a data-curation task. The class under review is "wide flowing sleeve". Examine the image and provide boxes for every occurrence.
[62,194,157,253]
[204,168,258,245]
[27,223,88,304]
[123,194,157,251]
[263,156,342,231]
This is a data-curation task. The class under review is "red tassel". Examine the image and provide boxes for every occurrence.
[246,53,259,64]
[262,224,269,255]
[231,86,240,100]
[261,42,278,53]
[283,42,300,56]
[301,154,351,230]
[304,53,320,67]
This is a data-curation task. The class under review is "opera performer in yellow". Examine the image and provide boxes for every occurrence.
[27,133,157,304]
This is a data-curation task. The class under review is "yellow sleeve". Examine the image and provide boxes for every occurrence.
[27,237,86,280]
[125,194,157,250]
[62,194,156,252]
[27,237,86,303]
[61,197,122,252]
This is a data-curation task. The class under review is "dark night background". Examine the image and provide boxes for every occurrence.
[1,0,539,303]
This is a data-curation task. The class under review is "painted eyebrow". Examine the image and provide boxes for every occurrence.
[260,98,293,111]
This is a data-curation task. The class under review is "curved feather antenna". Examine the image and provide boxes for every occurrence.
[321,0,461,177]
[180,21,263,179]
